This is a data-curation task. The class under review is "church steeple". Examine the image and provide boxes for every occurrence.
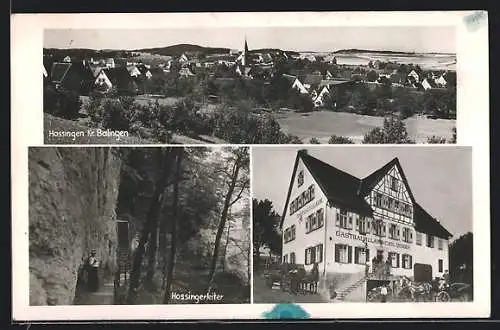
[242,35,248,66]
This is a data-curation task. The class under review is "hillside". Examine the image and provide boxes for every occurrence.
[135,44,231,57]
[333,48,418,55]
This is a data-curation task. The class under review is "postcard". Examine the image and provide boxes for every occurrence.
[11,11,489,320]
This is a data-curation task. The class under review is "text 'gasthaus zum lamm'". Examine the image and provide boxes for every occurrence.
[47,129,129,141]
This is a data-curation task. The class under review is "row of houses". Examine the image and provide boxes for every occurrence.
[43,54,199,94]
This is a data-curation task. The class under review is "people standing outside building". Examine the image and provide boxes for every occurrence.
[86,249,100,292]
[385,257,392,277]
[443,270,450,284]
[380,284,388,303]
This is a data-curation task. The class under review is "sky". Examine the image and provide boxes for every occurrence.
[44,27,455,53]
[252,146,472,239]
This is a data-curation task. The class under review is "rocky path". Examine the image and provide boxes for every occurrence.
[74,276,115,305]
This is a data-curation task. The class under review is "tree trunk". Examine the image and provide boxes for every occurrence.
[221,217,232,272]
[163,148,184,304]
[145,218,159,288]
[126,148,173,304]
[206,160,241,292]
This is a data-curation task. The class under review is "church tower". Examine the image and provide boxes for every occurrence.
[242,36,248,66]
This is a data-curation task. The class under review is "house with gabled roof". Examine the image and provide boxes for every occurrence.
[136,64,153,79]
[407,70,420,84]
[126,65,142,78]
[282,74,309,94]
[280,150,452,300]
[300,74,323,93]
[311,80,353,108]
[421,78,438,91]
[50,62,94,94]
[95,67,138,94]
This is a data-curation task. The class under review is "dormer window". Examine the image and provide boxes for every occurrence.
[297,170,304,187]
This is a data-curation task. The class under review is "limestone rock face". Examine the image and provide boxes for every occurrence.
[29,147,122,306]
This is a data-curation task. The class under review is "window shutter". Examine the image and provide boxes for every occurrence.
[366,249,370,262]
[335,212,340,227]
[348,215,353,229]
[396,253,400,268]
[409,255,413,269]
[348,246,353,263]
[305,249,308,265]
[334,245,340,263]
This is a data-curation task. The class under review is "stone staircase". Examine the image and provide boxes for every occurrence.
[334,275,367,302]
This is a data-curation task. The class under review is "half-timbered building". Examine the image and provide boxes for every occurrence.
[280,149,452,299]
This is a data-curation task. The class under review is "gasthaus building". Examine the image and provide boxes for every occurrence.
[280,149,452,300]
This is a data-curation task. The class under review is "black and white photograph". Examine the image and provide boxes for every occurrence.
[43,26,456,145]
[252,146,472,303]
[12,11,489,320]
[28,146,251,305]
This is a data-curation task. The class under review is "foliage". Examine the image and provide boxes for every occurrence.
[328,135,355,144]
[252,199,282,270]
[43,84,82,120]
[427,136,447,144]
[362,116,415,144]
[366,70,379,82]
[449,232,473,285]
[309,138,321,144]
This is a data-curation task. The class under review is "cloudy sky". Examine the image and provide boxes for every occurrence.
[44,26,455,53]
[252,146,472,239]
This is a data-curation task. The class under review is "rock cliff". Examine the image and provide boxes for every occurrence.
[29,147,122,305]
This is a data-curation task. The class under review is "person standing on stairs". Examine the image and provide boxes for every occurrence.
[86,249,100,292]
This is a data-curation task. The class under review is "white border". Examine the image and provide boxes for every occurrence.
[11,11,489,320]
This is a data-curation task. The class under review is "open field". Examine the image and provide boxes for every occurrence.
[275,110,456,143]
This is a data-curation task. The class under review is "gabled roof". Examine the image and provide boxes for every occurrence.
[282,74,297,83]
[421,78,437,88]
[89,64,103,78]
[280,151,452,239]
[281,150,373,227]
[102,67,133,88]
[136,64,150,75]
[357,157,416,204]
[50,63,72,83]
[300,74,323,86]
[413,203,452,239]
[318,79,351,88]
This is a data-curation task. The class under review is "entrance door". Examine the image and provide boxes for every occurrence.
[414,263,432,282]
[376,250,384,262]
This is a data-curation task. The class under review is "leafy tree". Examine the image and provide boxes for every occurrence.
[252,199,282,271]
[309,137,321,144]
[206,147,250,292]
[43,84,82,120]
[363,116,415,144]
[328,135,354,144]
[427,135,447,144]
[449,232,473,285]
[366,70,379,82]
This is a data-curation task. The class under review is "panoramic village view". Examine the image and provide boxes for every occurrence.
[43,28,457,144]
